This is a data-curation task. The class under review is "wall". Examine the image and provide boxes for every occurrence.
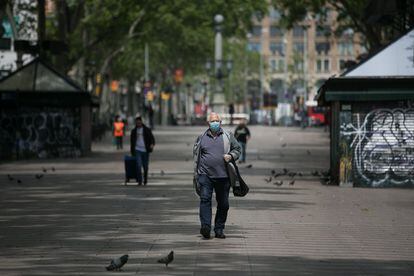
[0,107,81,159]
[339,101,414,187]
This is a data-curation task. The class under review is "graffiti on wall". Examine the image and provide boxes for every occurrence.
[0,107,81,159]
[340,108,414,187]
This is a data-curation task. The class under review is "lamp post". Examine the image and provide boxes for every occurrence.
[205,14,233,114]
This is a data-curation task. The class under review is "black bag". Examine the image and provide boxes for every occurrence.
[227,159,249,197]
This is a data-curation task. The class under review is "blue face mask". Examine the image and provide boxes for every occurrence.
[209,121,220,132]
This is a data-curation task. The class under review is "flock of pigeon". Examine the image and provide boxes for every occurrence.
[6,166,56,184]
[106,251,174,271]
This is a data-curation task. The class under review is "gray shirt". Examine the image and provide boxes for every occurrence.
[198,130,227,178]
[135,127,146,152]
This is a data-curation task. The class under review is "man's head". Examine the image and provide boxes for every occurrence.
[207,112,221,133]
[135,115,143,128]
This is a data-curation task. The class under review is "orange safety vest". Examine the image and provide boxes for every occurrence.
[113,122,125,137]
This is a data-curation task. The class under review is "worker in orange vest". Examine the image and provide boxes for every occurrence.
[113,115,125,150]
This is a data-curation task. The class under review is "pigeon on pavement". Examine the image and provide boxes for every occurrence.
[35,174,44,179]
[311,170,320,177]
[106,254,129,271]
[271,169,276,175]
[288,172,297,178]
[42,167,47,173]
[307,150,311,155]
[7,174,14,181]
[282,168,288,175]
[246,164,253,168]
[289,180,295,185]
[17,179,22,184]
[157,251,174,267]
[273,180,283,186]
[51,167,55,171]
[264,176,272,183]
[160,170,165,176]
[281,143,287,147]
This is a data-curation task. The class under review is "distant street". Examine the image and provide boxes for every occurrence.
[0,126,413,275]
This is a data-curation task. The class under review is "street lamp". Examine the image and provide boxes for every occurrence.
[205,14,233,113]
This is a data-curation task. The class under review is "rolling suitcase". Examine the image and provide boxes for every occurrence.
[124,155,138,184]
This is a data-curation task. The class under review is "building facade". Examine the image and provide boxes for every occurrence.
[247,7,366,124]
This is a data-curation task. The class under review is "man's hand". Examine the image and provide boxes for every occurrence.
[224,154,232,163]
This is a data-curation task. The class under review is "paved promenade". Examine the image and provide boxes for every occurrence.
[0,126,413,275]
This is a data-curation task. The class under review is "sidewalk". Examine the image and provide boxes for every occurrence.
[0,126,413,275]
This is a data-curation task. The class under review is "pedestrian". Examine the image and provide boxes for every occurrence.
[234,119,250,163]
[130,115,155,185]
[147,104,154,129]
[193,112,241,239]
[228,103,235,125]
[113,115,125,150]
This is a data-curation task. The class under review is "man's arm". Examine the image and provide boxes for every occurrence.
[228,132,241,161]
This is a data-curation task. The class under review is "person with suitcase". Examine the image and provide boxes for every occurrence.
[130,115,155,185]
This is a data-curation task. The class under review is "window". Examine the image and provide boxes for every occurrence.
[270,42,285,56]
[315,42,330,55]
[251,26,262,37]
[324,59,330,72]
[293,42,304,54]
[338,42,353,56]
[339,59,346,70]
[316,58,330,73]
[269,59,285,73]
[316,25,331,37]
[269,7,281,20]
[270,26,283,37]
[247,42,261,52]
[293,26,305,37]
[294,60,304,72]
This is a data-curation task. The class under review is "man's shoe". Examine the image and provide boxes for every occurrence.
[200,226,211,239]
[215,231,226,239]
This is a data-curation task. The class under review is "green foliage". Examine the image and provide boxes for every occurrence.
[42,0,267,81]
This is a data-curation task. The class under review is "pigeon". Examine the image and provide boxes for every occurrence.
[42,167,47,173]
[281,143,287,148]
[160,170,165,176]
[271,169,276,175]
[264,176,272,183]
[307,150,311,155]
[35,174,44,179]
[288,172,297,178]
[273,180,283,186]
[185,157,189,162]
[17,179,22,184]
[157,251,174,267]
[7,174,14,181]
[246,164,253,168]
[311,170,320,177]
[186,142,190,146]
[297,172,303,177]
[282,168,288,175]
[321,170,330,177]
[289,180,295,185]
[106,254,129,271]
[51,167,55,172]
[273,173,282,178]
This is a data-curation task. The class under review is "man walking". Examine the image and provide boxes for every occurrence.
[234,119,251,163]
[130,115,155,185]
[193,112,241,239]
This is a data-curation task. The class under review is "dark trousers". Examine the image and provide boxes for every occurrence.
[239,141,246,162]
[115,136,123,149]
[198,174,230,232]
[135,150,149,184]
